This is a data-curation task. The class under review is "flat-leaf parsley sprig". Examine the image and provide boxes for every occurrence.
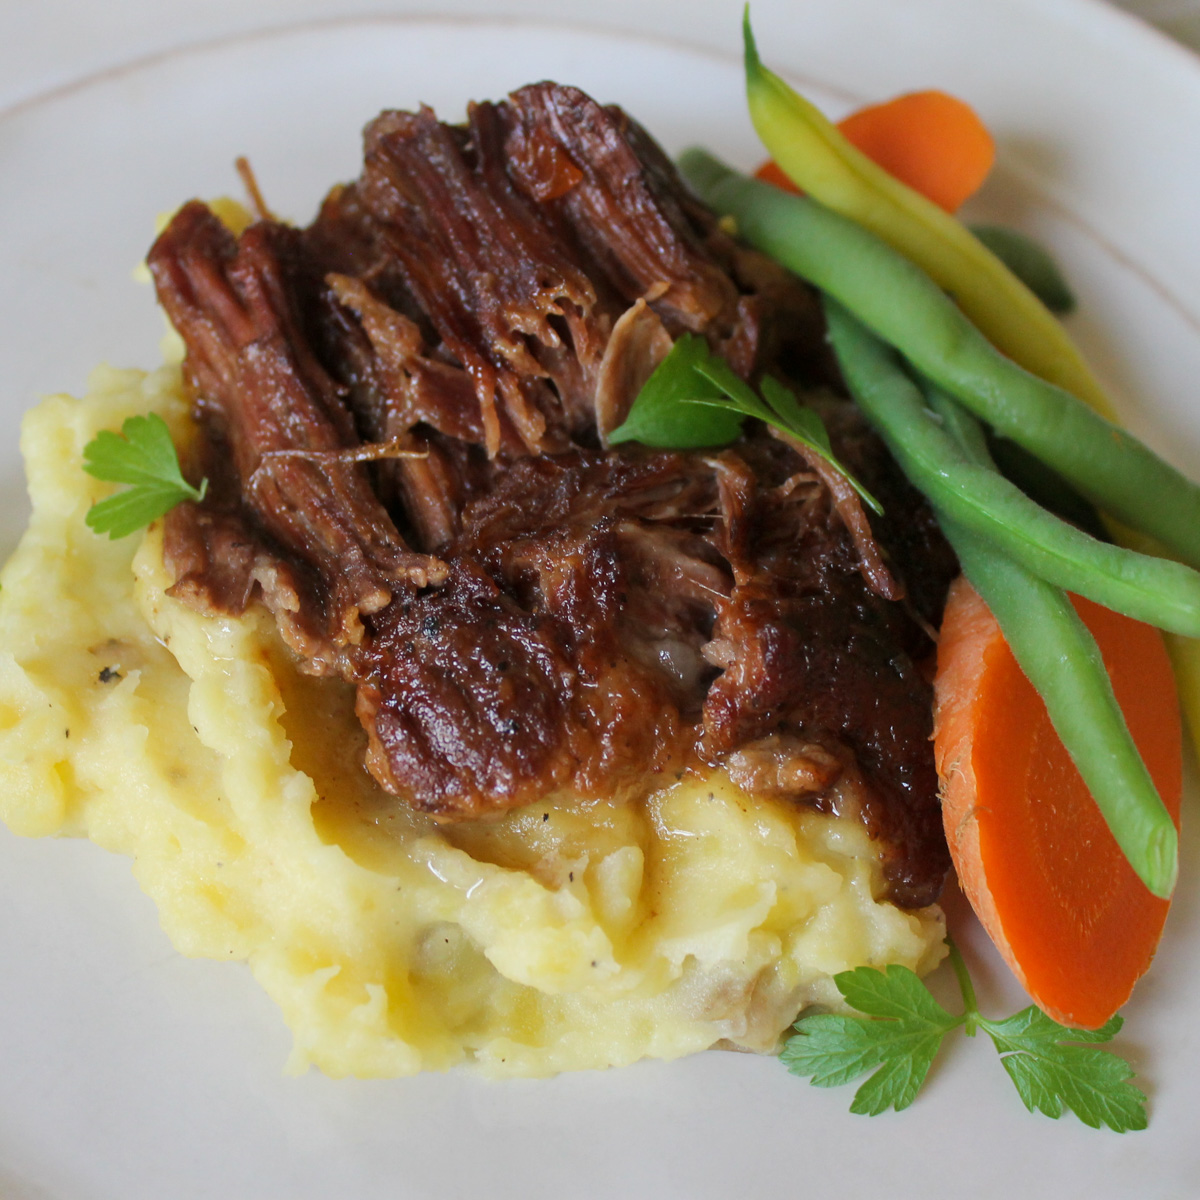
[82,413,207,539]
[782,938,1147,1131]
[607,332,880,513]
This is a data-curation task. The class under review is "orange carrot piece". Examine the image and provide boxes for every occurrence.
[934,578,1182,1029]
[837,90,995,212]
[756,89,995,212]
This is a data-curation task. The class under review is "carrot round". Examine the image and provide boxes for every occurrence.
[755,89,995,212]
[934,578,1182,1029]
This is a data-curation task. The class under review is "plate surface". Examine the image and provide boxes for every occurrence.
[1,6,1199,1198]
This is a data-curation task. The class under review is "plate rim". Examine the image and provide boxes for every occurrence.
[2,6,1200,1197]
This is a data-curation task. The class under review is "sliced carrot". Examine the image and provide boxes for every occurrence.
[756,89,995,212]
[933,578,1182,1029]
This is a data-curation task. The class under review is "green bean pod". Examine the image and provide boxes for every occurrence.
[922,380,994,466]
[678,149,1200,570]
[929,390,1177,898]
[823,301,1177,896]
[822,299,1200,637]
[968,225,1076,315]
[936,512,1178,900]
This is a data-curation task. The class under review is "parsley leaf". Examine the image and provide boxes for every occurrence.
[980,1009,1147,1131]
[82,413,207,539]
[782,941,1148,1131]
[783,965,960,1114]
[607,334,745,449]
[609,331,881,513]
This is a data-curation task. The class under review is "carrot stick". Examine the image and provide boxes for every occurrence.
[934,578,1182,1029]
[755,89,995,212]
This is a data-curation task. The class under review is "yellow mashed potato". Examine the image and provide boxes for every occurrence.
[0,359,945,1078]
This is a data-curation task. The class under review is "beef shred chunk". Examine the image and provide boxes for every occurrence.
[148,82,956,908]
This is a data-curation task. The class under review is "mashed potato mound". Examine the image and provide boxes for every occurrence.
[0,361,946,1077]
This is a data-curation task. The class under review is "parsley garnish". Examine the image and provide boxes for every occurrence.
[782,939,1147,1131]
[608,333,880,513]
[607,333,745,449]
[82,413,207,539]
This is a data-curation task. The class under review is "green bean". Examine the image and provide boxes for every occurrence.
[985,434,1109,541]
[833,311,1177,895]
[968,224,1076,315]
[938,512,1178,899]
[922,380,994,466]
[822,298,1200,637]
[927,393,1178,898]
[678,148,1200,569]
[923,380,1105,539]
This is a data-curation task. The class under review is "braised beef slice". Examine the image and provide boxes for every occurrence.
[149,82,955,907]
[149,204,446,663]
[356,102,605,455]
[503,84,741,335]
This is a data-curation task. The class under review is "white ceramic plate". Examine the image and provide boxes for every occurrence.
[2,7,1199,1198]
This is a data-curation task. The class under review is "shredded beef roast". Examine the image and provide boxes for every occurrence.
[147,81,957,908]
